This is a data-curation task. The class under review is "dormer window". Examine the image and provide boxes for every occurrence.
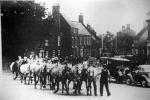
[73,28,78,34]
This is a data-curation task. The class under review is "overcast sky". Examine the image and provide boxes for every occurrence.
[36,0,150,35]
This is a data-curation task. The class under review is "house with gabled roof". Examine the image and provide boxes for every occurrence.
[133,19,150,63]
[48,4,100,58]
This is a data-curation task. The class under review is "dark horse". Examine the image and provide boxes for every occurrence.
[80,67,88,95]
[51,64,70,94]
[67,63,86,95]
[10,60,21,80]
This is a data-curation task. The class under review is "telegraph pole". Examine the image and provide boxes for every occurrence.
[102,34,104,50]
[101,34,104,56]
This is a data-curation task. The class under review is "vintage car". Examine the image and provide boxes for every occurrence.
[126,65,150,87]
[103,57,130,83]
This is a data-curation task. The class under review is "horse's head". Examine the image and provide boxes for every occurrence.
[62,65,71,79]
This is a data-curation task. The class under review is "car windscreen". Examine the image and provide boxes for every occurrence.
[139,65,150,72]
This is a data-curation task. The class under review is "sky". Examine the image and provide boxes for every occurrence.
[36,0,150,35]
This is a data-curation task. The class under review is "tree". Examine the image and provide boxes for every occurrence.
[103,31,114,52]
[2,1,47,59]
[117,33,134,55]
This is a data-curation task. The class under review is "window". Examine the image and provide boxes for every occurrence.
[80,36,82,45]
[87,36,89,45]
[73,28,78,34]
[84,36,86,45]
[89,36,91,45]
[75,36,77,47]
[58,36,60,46]
[72,36,74,48]
[45,40,48,46]
[86,36,88,45]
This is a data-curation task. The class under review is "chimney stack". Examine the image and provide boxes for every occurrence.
[122,26,125,30]
[79,13,83,24]
[52,4,60,16]
[127,24,130,29]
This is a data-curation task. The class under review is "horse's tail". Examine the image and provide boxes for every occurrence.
[10,62,15,72]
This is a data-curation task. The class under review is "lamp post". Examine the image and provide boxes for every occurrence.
[101,34,104,56]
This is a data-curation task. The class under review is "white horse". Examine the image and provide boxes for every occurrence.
[31,59,48,89]
[20,63,31,84]
[87,65,103,96]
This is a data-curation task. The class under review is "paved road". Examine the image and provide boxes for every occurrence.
[0,70,150,100]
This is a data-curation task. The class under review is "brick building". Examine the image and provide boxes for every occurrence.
[47,5,100,58]
[132,19,150,63]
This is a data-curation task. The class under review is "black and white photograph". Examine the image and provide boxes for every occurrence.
[0,0,150,100]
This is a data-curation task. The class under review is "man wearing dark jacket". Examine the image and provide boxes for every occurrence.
[100,64,111,96]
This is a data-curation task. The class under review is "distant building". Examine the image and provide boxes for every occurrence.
[117,24,136,37]
[116,24,136,55]
[133,19,150,64]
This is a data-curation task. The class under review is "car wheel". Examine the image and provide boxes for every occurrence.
[126,78,131,85]
[141,80,147,87]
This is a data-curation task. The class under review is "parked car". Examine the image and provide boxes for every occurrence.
[126,65,150,87]
[106,57,130,83]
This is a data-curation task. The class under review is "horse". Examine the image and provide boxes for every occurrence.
[10,57,23,80]
[32,59,47,89]
[50,63,70,94]
[67,63,86,95]
[10,61,20,80]
[87,65,103,96]
[20,63,31,84]
[80,61,89,95]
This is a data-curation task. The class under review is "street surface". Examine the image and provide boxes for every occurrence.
[0,70,150,100]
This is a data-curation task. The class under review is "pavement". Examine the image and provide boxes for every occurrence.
[0,70,150,100]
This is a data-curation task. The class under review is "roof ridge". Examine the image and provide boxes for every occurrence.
[61,13,91,35]
[135,25,148,39]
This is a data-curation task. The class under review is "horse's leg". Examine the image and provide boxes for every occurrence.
[20,74,23,83]
[51,76,55,90]
[49,75,53,90]
[90,82,92,95]
[30,72,33,84]
[62,81,64,94]
[36,75,39,84]
[78,80,82,94]
[13,72,16,80]
[39,75,42,89]
[13,71,17,80]
[73,81,77,95]
[24,74,27,85]
[93,80,97,96]
[65,80,69,94]
[88,79,92,95]
[49,75,52,90]
[47,74,50,85]
[54,79,59,93]
[73,80,75,89]
[28,72,31,85]
[67,80,71,94]
[12,71,15,80]
[34,74,37,89]
[53,78,56,90]
[15,71,18,80]
[43,75,47,88]
[85,80,89,95]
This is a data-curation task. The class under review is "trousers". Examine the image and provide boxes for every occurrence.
[100,80,110,95]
